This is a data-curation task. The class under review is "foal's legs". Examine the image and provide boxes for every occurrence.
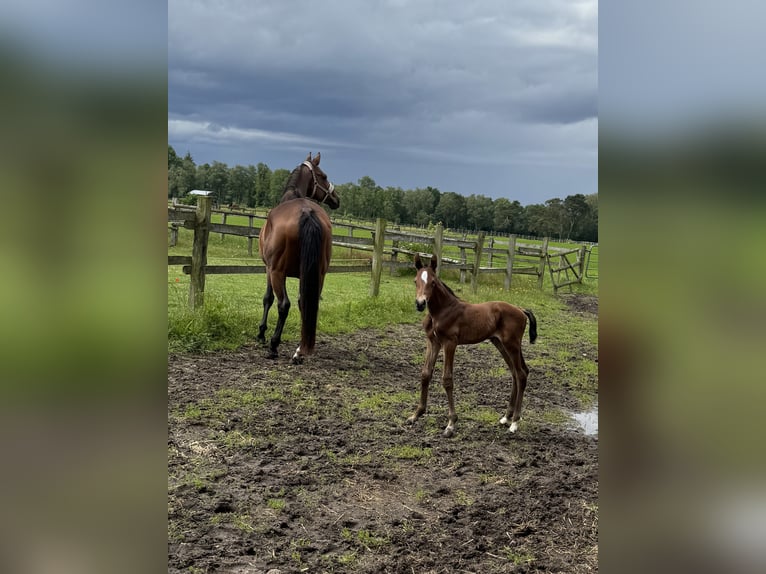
[267,270,290,358]
[257,273,275,344]
[440,340,458,437]
[407,334,441,425]
[491,338,529,433]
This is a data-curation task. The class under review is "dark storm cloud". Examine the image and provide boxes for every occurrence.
[168,0,597,201]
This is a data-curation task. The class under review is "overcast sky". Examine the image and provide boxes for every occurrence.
[169,0,597,204]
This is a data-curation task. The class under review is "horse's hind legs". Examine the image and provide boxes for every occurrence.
[492,338,528,433]
[257,278,275,345]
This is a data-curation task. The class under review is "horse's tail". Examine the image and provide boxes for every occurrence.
[523,309,538,344]
[298,208,323,354]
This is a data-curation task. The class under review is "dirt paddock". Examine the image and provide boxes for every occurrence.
[168,296,598,573]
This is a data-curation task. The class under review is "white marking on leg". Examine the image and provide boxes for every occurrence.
[500,416,509,425]
[292,345,301,360]
[509,421,519,433]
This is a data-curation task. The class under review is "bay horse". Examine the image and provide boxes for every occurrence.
[257,152,340,363]
[408,254,538,437]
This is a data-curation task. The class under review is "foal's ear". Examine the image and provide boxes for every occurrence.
[414,254,423,269]
[305,152,312,161]
[430,254,438,271]
[312,152,321,165]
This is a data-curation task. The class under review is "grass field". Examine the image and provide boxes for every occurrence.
[168,218,597,355]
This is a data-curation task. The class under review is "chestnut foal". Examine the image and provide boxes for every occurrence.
[408,254,537,437]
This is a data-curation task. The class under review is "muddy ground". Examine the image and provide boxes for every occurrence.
[168,295,598,573]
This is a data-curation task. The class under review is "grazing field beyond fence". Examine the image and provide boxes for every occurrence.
[169,198,597,309]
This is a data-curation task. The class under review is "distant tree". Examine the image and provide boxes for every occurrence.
[357,176,382,219]
[168,150,197,198]
[492,198,514,233]
[523,204,547,236]
[206,161,230,202]
[228,165,253,206]
[544,197,566,238]
[434,192,467,229]
[254,163,272,207]
[168,145,181,170]
[579,193,598,242]
[465,194,494,231]
[403,188,437,226]
[563,194,590,240]
[381,186,404,223]
[336,182,360,218]
[195,163,211,190]
[269,169,290,205]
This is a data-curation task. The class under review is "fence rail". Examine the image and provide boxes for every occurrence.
[169,198,593,308]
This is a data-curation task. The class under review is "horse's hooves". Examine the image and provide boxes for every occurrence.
[267,349,278,360]
[406,416,417,425]
[508,421,519,433]
[442,427,455,438]
[291,355,304,365]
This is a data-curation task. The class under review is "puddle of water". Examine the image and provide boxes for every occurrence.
[571,405,598,436]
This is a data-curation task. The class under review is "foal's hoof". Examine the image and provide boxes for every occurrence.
[442,427,455,438]
[291,354,304,365]
[267,349,278,360]
[256,335,266,345]
[508,421,519,433]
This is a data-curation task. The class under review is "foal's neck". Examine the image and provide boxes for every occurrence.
[427,278,460,316]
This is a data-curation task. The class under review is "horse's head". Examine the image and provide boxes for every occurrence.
[414,253,438,312]
[301,152,340,209]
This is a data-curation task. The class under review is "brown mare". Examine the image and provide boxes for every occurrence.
[408,254,538,437]
[257,153,340,363]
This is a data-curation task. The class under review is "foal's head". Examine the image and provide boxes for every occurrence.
[414,254,439,312]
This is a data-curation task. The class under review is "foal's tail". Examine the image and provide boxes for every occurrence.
[523,309,538,344]
[298,208,323,354]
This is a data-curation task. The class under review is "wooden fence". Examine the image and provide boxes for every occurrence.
[168,197,589,308]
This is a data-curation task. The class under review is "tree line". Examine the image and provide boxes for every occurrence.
[169,145,597,242]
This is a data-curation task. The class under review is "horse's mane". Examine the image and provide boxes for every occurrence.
[278,165,305,203]
[284,165,303,192]
[437,276,461,301]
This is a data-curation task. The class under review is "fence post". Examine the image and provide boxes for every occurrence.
[471,231,486,294]
[248,214,255,256]
[488,236,494,268]
[538,237,549,290]
[390,239,399,276]
[578,245,587,282]
[504,234,516,291]
[433,223,444,277]
[369,217,387,297]
[170,223,178,247]
[459,246,467,284]
[220,212,227,241]
[189,196,212,309]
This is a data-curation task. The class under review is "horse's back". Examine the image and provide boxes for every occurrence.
[260,199,332,276]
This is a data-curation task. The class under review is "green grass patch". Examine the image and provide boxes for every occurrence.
[356,391,415,414]
[454,489,474,506]
[383,445,432,460]
[501,547,535,566]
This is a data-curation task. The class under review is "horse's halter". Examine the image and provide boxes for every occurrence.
[302,161,335,204]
